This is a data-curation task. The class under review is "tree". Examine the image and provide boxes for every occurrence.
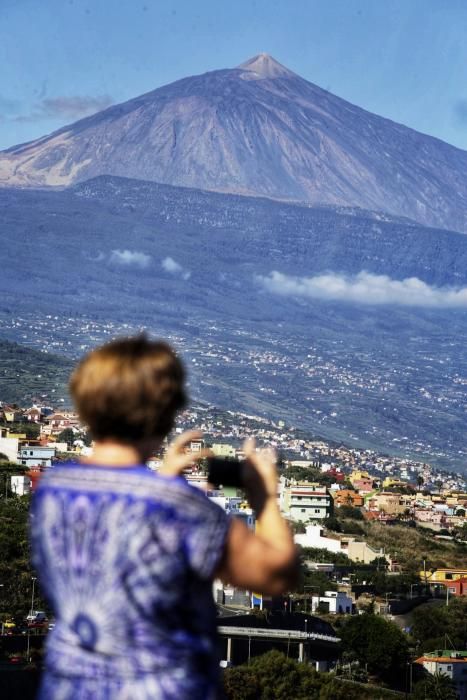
[223,650,322,700]
[223,667,260,700]
[340,614,409,685]
[338,505,364,520]
[57,428,76,448]
[416,475,424,490]
[412,671,458,700]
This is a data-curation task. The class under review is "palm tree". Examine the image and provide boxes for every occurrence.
[414,671,458,700]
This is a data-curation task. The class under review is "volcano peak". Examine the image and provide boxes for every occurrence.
[236,53,296,79]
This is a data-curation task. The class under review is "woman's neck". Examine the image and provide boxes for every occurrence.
[82,440,150,467]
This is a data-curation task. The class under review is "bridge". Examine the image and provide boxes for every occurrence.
[217,625,340,663]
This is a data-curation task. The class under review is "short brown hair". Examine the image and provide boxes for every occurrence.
[70,335,187,442]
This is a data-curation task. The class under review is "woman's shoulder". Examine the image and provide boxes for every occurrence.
[35,463,225,517]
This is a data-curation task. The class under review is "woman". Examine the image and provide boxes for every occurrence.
[30,335,297,699]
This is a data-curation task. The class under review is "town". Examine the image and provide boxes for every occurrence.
[1,396,466,697]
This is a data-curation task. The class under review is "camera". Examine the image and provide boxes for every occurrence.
[206,457,246,488]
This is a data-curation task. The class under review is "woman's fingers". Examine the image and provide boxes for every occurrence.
[160,439,212,476]
[169,429,204,453]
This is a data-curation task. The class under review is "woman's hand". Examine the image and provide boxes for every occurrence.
[242,437,278,514]
[159,430,212,477]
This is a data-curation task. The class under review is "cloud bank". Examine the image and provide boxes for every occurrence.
[162,257,191,280]
[109,249,151,268]
[14,95,113,123]
[257,270,467,308]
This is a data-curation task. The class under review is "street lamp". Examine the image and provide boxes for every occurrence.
[30,576,37,617]
[0,583,4,636]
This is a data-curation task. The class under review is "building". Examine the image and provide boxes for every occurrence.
[415,650,467,700]
[294,524,386,565]
[332,490,364,508]
[283,484,332,522]
[295,525,342,553]
[10,475,31,496]
[420,568,467,588]
[0,429,20,463]
[442,577,467,597]
[310,590,353,615]
[18,445,55,468]
[211,443,237,458]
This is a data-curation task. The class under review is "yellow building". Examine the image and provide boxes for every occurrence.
[349,469,370,485]
[419,567,467,584]
[382,477,408,489]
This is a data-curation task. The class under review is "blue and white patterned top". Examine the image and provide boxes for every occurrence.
[30,463,230,700]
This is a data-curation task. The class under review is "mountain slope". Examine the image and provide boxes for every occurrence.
[2,177,467,469]
[0,339,72,405]
[2,54,467,232]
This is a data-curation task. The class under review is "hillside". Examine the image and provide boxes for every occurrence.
[2,54,467,232]
[1,178,467,468]
[0,339,71,405]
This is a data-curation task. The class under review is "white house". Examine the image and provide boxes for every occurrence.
[11,475,32,496]
[416,650,467,700]
[283,484,332,522]
[295,525,342,552]
[311,590,353,615]
[18,445,55,468]
[294,524,387,565]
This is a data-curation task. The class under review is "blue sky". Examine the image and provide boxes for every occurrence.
[1,0,467,150]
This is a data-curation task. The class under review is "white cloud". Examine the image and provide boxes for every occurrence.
[162,257,182,273]
[162,256,191,280]
[109,249,151,268]
[257,270,467,308]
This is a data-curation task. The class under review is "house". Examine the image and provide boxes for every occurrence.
[420,568,467,589]
[348,469,371,485]
[366,492,408,516]
[0,405,23,423]
[310,590,353,614]
[332,489,364,508]
[10,475,31,496]
[43,412,80,435]
[0,430,20,463]
[18,445,55,468]
[294,524,387,565]
[415,649,467,700]
[442,577,467,597]
[295,525,342,553]
[211,442,237,458]
[282,483,332,522]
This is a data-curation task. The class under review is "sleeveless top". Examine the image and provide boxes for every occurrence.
[30,463,230,699]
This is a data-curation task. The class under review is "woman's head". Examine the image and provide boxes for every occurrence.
[70,335,187,444]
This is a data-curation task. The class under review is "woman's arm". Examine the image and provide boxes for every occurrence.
[215,439,299,595]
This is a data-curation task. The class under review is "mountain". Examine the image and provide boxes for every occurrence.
[2,176,467,470]
[2,54,467,232]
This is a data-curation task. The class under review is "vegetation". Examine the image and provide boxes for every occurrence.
[411,597,467,653]
[0,339,71,405]
[0,421,40,439]
[412,671,458,700]
[0,493,46,617]
[339,613,409,686]
[356,522,467,571]
[223,651,405,699]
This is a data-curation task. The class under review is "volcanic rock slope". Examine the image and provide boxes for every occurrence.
[2,53,467,232]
